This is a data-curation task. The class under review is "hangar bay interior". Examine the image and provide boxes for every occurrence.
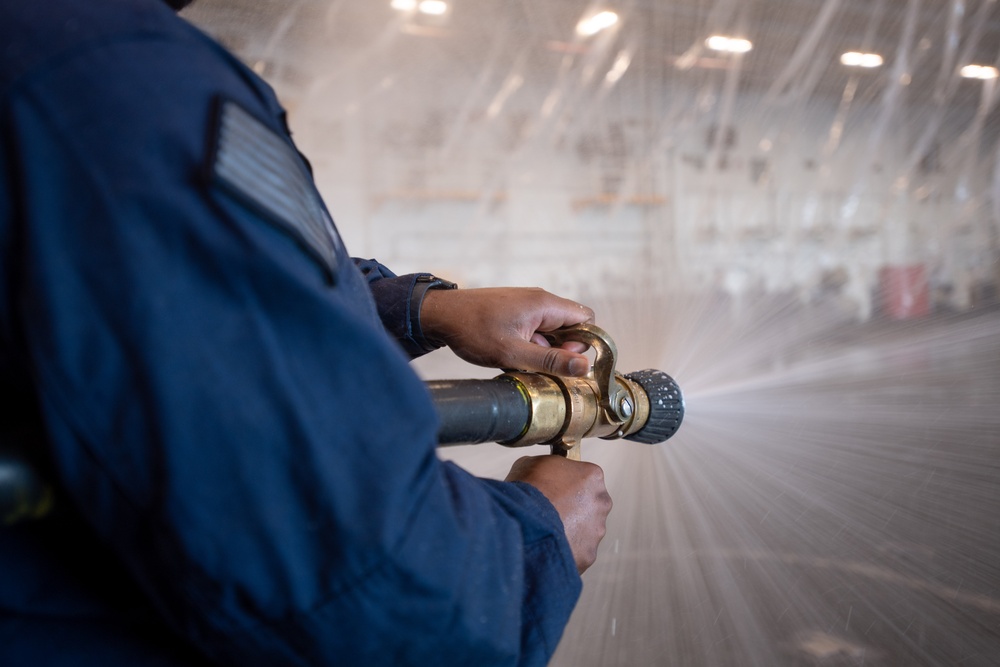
[184,1,1000,664]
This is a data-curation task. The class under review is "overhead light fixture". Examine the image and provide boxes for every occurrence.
[960,64,999,80]
[390,0,448,14]
[576,10,619,37]
[840,51,883,68]
[418,0,448,15]
[705,35,752,54]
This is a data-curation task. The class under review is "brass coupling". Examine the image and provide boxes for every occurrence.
[496,323,655,457]
[498,369,653,451]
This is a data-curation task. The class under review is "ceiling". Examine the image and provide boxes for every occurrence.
[184,0,1000,102]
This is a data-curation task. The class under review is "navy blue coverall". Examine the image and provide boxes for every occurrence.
[0,1,581,664]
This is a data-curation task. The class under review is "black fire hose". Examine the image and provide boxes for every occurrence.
[429,376,531,445]
[429,368,684,452]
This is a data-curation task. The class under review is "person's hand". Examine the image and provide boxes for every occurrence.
[419,287,595,377]
[505,455,612,574]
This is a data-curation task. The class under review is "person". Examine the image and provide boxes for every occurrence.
[0,0,612,665]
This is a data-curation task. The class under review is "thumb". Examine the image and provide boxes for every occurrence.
[511,339,590,376]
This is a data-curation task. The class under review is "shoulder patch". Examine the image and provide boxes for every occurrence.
[209,99,341,280]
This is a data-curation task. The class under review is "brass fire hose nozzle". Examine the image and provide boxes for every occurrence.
[500,324,653,459]
[430,324,684,461]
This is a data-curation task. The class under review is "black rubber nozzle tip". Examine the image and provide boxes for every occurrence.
[623,369,684,445]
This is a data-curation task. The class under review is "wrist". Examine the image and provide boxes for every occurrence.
[409,274,457,353]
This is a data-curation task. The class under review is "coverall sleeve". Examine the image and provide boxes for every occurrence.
[352,258,445,358]
[1,19,580,667]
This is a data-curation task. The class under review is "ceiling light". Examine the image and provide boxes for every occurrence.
[576,11,619,37]
[705,35,752,54]
[390,0,417,10]
[418,0,448,15]
[960,64,999,80]
[840,51,883,68]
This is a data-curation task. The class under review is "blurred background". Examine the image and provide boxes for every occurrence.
[184,1,1000,665]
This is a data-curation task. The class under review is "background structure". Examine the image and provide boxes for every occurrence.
[185,2,1000,665]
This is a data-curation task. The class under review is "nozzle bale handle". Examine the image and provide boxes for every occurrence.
[541,323,630,424]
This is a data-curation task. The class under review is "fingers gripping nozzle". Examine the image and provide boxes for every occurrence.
[429,324,684,455]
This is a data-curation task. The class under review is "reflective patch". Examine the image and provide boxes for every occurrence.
[210,99,340,279]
